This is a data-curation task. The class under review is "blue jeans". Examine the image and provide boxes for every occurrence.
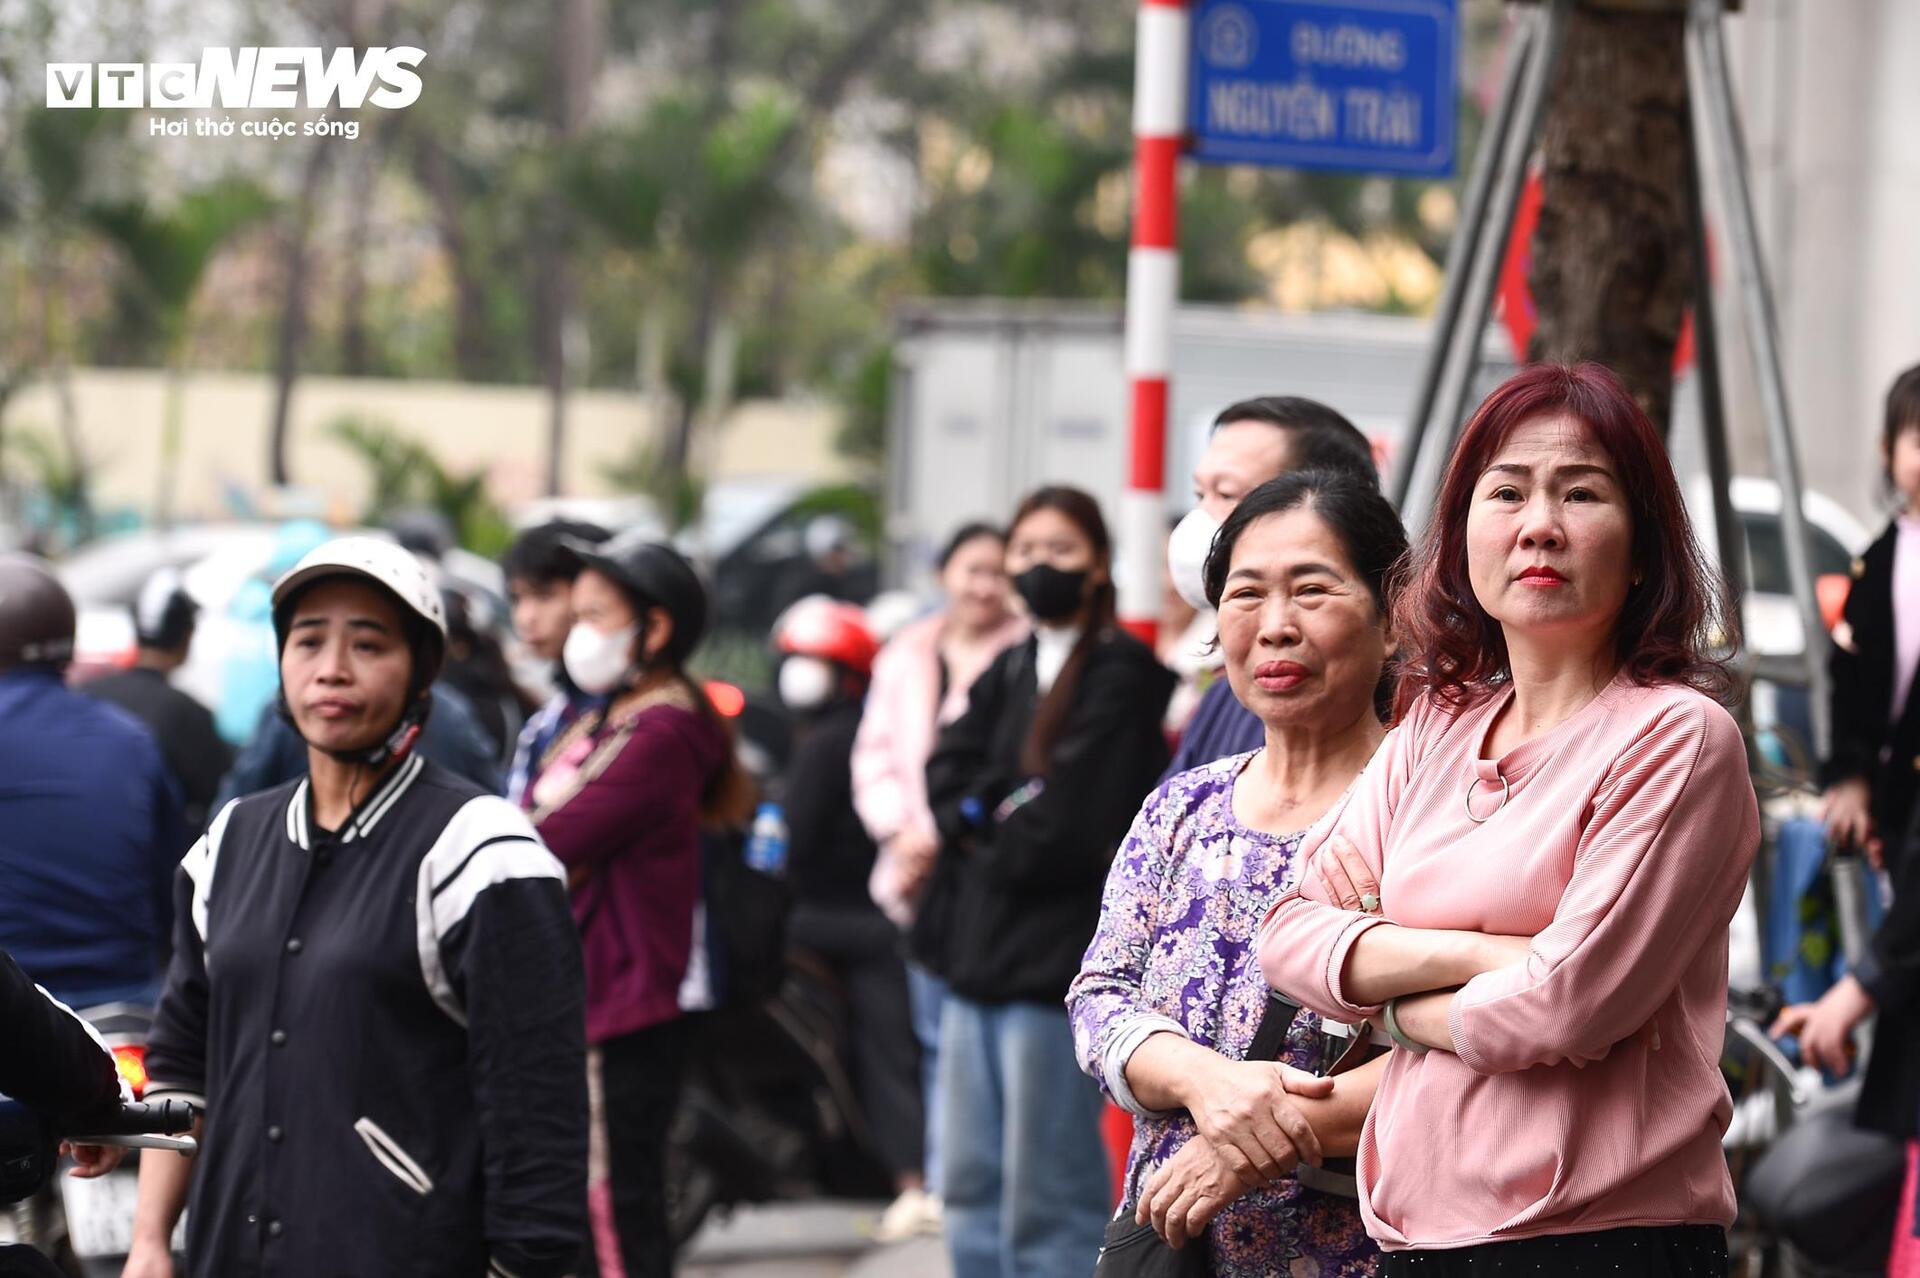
[908,962,947,1194]
[938,996,1110,1278]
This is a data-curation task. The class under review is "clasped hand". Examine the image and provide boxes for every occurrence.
[1183,1056,1332,1190]
[1136,1132,1250,1249]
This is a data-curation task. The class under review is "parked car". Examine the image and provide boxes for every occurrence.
[1686,476,1871,662]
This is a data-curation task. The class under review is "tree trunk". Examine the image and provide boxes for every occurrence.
[414,138,494,380]
[37,233,94,541]
[267,0,382,484]
[266,140,338,486]
[535,254,570,497]
[540,0,605,497]
[338,134,381,376]
[157,357,185,529]
[1529,3,1692,437]
[668,259,719,486]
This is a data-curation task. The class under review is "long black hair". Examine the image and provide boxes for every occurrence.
[1202,468,1409,720]
[1008,486,1114,777]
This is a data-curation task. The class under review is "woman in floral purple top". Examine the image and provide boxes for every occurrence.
[1069,470,1407,1276]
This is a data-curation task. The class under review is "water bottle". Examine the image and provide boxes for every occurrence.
[744,802,789,875]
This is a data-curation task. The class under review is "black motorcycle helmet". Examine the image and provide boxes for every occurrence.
[133,566,199,650]
[563,531,709,667]
[0,555,76,671]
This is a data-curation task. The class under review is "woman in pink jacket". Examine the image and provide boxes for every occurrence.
[1260,363,1759,1276]
[850,521,1025,1234]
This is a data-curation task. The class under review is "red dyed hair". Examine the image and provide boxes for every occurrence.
[1395,362,1736,713]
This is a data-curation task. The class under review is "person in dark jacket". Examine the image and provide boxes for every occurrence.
[1160,398,1379,779]
[774,595,931,1238]
[128,537,588,1278]
[1774,363,1920,1275]
[919,486,1175,1278]
[0,556,185,1010]
[1,945,128,1278]
[528,532,752,1278]
[0,946,126,1146]
[82,567,232,838]
[439,585,527,766]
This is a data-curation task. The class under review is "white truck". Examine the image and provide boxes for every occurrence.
[883,298,1513,594]
[883,296,1870,678]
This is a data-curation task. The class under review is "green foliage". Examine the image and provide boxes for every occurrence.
[834,345,893,465]
[1180,171,1268,303]
[86,179,275,353]
[598,436,707,533]
[0,425,86,511]
[0,0,1489,493]
[327,415,512,557]
[913,101,1129,299]
[20,107,121,218]
[789,482,882,548]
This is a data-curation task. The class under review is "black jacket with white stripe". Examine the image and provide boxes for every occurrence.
[0,946,122,1116]
[145,755,588,1278]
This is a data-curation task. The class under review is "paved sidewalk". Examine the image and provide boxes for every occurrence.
[681,1201,951,1278]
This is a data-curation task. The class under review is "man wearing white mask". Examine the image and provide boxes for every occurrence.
[503,519,613,806]
[1161,397,1380,779]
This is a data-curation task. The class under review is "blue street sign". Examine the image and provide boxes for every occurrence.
[1188,0,1458,176]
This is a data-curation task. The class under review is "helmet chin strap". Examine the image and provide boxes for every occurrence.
[321,696,428,768]
[274,691,427,845]
[280,690,430,769]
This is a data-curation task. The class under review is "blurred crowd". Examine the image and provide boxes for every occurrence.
[1,363,1919,1278]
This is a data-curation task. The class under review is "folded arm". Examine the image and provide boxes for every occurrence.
[1446,703,1759,1074]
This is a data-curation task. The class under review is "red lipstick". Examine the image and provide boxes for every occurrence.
[1254,660,1309,691]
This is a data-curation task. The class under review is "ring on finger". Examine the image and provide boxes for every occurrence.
[1359,891,1380,914]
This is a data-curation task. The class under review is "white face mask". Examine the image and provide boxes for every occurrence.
[1167,506,1223,612]
[778,655,837,712]
[562,622,638,696]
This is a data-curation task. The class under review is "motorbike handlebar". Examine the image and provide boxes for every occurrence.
[59,1099,199,1150]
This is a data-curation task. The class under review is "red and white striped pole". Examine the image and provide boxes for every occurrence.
[1118,0,1188,646]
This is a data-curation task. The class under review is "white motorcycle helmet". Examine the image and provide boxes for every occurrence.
[269,536,450,764]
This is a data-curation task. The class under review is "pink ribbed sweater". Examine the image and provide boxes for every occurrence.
[1259,675,1759,1251]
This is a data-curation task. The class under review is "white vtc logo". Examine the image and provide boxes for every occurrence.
[46,47,425,110]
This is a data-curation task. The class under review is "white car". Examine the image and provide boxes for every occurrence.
[1686,476,1872,663]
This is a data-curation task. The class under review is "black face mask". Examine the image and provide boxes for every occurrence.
[1012,563,1090,623]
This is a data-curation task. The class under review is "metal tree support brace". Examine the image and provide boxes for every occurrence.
[1684,0,1830,755]
[1402,0,1829,756]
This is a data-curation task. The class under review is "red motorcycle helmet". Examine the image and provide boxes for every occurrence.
[773,595,879,675]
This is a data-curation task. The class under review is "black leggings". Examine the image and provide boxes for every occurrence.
[786,902,925,1180]
[1383,1225,1729,1276]
[580,1017,687,1278]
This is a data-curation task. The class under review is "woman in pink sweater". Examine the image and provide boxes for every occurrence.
[853,523,1027,928]
[1260,363,1759,1276]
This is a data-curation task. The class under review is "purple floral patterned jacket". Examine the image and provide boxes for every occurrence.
[1068,752,1380,1277]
